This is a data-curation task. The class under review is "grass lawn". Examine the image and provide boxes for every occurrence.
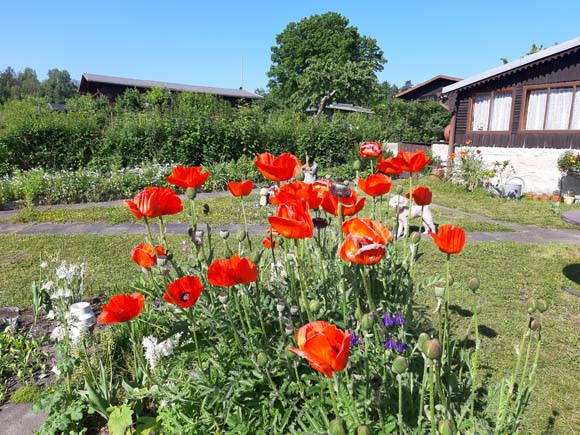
[423,177,580,229]
[1,230,579,434]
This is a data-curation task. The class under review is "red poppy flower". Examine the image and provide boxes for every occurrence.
[391,150,432,173]
[228,180,254,197]
[339,218,392,265]
[131,243,165,268]
[270,181,322,209]
[321,188,366,217]
[98,293,144,324]
[124,187,183,220]
[450,153,457,159]
[465,139,472,145]
[207,253,259,287]
[411,185,432,206]
[166,165,210,190]
[289,321,350,378]
[164,276,203,308]
[358,173,393,197]
[359,141,383,158]
[429,224,466,255]
[476,149,481,154]
[262,236,276,249]
[377,156,404,176]
[268,199,314,239]
[254,152,301,182]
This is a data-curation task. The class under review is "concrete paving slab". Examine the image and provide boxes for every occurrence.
[0,403,46,435]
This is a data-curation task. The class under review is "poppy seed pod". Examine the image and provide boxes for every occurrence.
[536,298,549,313]
[353,159,361,170]
[410,231,421,244]
[422,338,442,360]
[438,419,456,435]
[290,305,299,315]
[202,204,210,215]
[529,318,540,331]
[156,255,167,267]
[526,297,537,313]
[309,299,321,314]
[256,352,268,367]
[356,424,372,435]
[285,324,294,336]
[328,418,347,435]
[276,301,286,313]
[392,356,408,374]
[236,230,247,242]
[361,314,374,331]
[417,332,430,350]
[218,291,228,304]
[186,187,196,199]
[468,277,480,292]
[329,182,352,198]
[434,285,445,298]
[219,230,230,240]
[448,274,455,286]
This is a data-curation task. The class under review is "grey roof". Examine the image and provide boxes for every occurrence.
[81,73,263,99]
[306,103,374,114]
[442,36,580,94]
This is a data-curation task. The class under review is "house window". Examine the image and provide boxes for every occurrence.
[471,91,513,131]
[523,83,580,131]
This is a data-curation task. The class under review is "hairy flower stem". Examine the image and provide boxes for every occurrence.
[339,261,348,324]
[429,362,436,435]
[360,265,376,313]
[240,198,252,251]
[406,174,414,238]
[327,377,340,419]
[231,288,250,339]
[397,374,404,432]
[471,295,480,417]
[418,356,428,426]
[294,240,313,321]
[443,254,451,368]
[144,217,155,246]
[223,303,242,349]
[252,280,268,342]
[372,196,376,220]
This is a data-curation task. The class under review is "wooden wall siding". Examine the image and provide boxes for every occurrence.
[454,48,580,148]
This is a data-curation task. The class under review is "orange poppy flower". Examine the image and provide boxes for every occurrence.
[254,152,301,182]
[131,243,165,268]
[98,293,144,324]
[459,151,467,157]
[450,153,457,159]
[268,199,314,239]
[429,224,466,255]
[321,188,366,217]
[262,236,276,249]
[391,150,432,173]
[377,156,404,176]
[207,253,259,287]
[124,187,183,220]
[359,141,383,158]
[289,321,350,378]
[270,181,323,209]
[411,185,432,206]
[358,173,393,197]
[164,276,203,308]
[166,165,210,189]
[339,218,392,265]
[228,180,254,197]
[465,139,472,145]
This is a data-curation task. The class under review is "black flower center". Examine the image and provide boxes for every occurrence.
[180,292,190,302]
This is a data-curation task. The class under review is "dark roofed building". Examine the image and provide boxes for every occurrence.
[395,75,462,102]
[78,73,263,105]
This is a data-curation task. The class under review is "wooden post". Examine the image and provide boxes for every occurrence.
[446,113,457,177]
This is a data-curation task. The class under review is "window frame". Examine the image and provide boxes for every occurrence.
[467,88,515,133]
[520,81,580,133]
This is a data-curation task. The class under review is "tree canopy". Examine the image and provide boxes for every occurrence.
[267,12,386,110]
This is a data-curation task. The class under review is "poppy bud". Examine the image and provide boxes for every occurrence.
[218,291,228,304]
[251,251,262,264]
[295,170,304,181]
[356,425,371,435]
[186,187,196,199]
[422,338,442,360]
[434,285,445,298]
[395,185,404,195]
[197,252,205,263]
[448,274,454,286]
[353,160,361,171]
[285,324,294,336]
[157,255,167,267]
[392,356,408,374]
[410,231,421,244]
[438,419,456,435]
[309,299,321,314]
[361,314,374,331]
[313,217,328,229]
[536,298,548,313]
[529,318,540,331]
[468,277,480,292]
[276,301,286,313]
[290,305,299,315]
[328,418,347,435]
[417,332,430,350]
[526,297,537,313]
[256,352,268,367]
[236,230,247,242]
[355,307,363,320]
[202,204,210,215]
[220,230,230,240]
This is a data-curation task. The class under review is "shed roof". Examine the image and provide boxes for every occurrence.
[442,36,580,94]
[394,75,462,99]
[305,103,374,114]
[79,73,263,100]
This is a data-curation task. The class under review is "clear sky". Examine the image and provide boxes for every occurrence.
[2,0,579,92]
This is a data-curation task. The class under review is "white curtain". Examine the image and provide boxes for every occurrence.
[489,92,513,131]
[569,90,580,130]
[525,89,548,130]
[472,95,490,131]
[545,88,573,130]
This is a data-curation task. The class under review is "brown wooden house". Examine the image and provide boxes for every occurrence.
[394,75,461,102]
[442,37,580,153]
[78,73,263,105]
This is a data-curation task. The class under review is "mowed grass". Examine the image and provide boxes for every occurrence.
[1,231,579,434]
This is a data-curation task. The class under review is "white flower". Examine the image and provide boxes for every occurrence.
[40,261,48,269]
[41,280,54,291]
[50,325,66,342]
[55,261,69,280]
[51,365,61,376]
[142,334,181,370]
[46,310,55,320]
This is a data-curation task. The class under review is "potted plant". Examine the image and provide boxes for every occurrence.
[563,190,576,205]
[557,150,580,175]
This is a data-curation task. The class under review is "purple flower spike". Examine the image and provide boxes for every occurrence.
[383,313,395,328]
[395,341,407,353]
[153,300,161,309]
[394,313,406,326]
[350,332,359,346]
[384,337,397,350]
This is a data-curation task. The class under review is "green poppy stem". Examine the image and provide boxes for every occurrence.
[327,377,340,418]
[360,264,376,313]
[240,198,252,251]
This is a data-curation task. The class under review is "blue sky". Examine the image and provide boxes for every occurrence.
[2,1,579,92]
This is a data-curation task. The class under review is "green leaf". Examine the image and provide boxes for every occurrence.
[107,404,134,435]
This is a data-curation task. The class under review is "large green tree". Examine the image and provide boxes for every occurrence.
[0,67,18,104]
[40,69,77,103]
[267,12,386,110]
